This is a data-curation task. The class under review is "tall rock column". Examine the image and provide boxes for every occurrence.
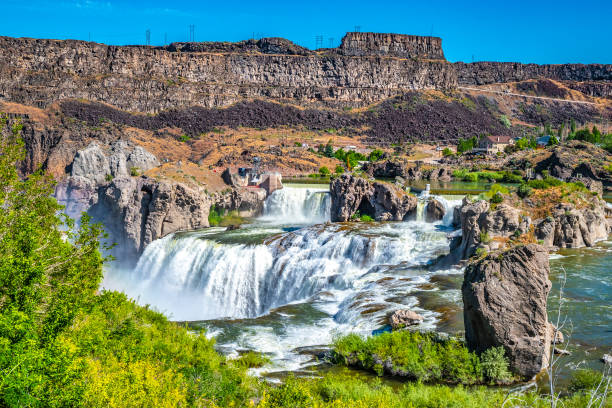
[462,244,552,379]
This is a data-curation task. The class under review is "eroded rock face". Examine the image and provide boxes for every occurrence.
[330,175,416,222]
[534,202,610,249]
[71,140,159,182]
[425,199,445,222]
[89,177,211,264]
[362,160,406,179]
[71,143,110,184]
[462,244,552,378]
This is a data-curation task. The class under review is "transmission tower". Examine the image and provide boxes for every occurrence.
[145,29,151,46]
[328,37,334,48]
[315,35,323,49]
[164,32,168,45]
[189,24,195,42]
[354,25,361,32]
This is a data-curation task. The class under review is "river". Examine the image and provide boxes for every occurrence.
[102,183,611,381]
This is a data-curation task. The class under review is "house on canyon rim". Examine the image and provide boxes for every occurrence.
[476,135,514,154]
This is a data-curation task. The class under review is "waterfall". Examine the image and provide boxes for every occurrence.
[261,186,330,224]
[104,221,450,321]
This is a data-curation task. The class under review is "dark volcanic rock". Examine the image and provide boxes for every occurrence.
[362,160,407,178]
[462,244,552,378]
[425,199,445,222]
[330,174,417,222]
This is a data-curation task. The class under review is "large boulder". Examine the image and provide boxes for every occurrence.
[462,244,552,379]
[330,175,416,222]
[389,309,424,330]
[362,160,406,178]
[425,198,445,222]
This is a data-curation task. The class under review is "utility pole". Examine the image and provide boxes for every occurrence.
[315,35,323,49]
[145,29,151,46]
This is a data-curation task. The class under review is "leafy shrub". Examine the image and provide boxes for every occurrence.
[105,173,114,182]
[500,115,511,128]
[517,183,534,198]
[333,331,488,384]
[360,214,374,222]
[335,165,345,174]
[130,166,140,176]
[568,369,604,393]
[233,351,271,369]
[294,141,302,147]
[480,347,512,383]
[479,232,492,244]
[490,192,503,204]
[442,147,453,157]
[367,149,385,162]
[319,166,331,176]
[179,134,190,142]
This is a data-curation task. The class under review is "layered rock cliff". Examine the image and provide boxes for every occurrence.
[0,33,456,113]
[454,61,612,85]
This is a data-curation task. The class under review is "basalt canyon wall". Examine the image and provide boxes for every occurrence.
[454,61,612,86]
[0,33,455,113]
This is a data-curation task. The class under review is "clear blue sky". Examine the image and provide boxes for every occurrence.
[2,0,611,64]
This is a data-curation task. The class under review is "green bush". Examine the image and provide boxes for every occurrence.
[442,147,454,157]
[333,331,491,384]
[360,214,374,222]
[335,165,345,174]
[490,192,503,204]
[367,149,385,162]
[480,347,512,383]
[517,183,534,198]
[479,232,492,244]
[500,115,511,128]
[130,166,140,176]
[568,369,604,393]
[319,166,331,176]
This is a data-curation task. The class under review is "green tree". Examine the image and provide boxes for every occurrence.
[442,147,453,157]
[547,135,559,146]
[319,166,330,176]
[335,165,344,174]
[570,118,576,133]
[324,140,334,158]
[0,116,108,405]
[367,149,384,162]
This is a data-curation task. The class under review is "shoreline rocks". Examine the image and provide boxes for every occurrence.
[389,310,424,330]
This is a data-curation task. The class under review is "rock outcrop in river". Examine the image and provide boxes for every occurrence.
[462,244,552,379]
[448,194,610,262]
[330,174,417,222]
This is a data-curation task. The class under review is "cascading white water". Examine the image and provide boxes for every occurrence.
[261,186,331,224]
[112,221,448,321]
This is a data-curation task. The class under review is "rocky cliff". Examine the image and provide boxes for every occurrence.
[454,61,612,85]
[338,32,445,59]
[0,33,456,113]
